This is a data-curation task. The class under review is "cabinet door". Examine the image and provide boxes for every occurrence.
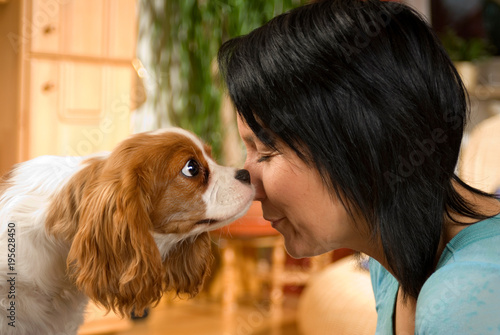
[25,0,136,160]
[61,64,132,156]
[57,62,103,156]
[60,0,104,57]
[31,0,137,58]
[31,0,61,53]
[28,59,60,157]
[28,61,132,159]
[31,0,104,56]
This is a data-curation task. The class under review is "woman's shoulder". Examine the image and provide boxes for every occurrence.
[369,257,396,294]
[415,215,500,334]
[440,213,500,265]
[416,260,500,334]
[369,258,399,308]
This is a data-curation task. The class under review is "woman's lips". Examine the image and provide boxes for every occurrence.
[266,217,285,228]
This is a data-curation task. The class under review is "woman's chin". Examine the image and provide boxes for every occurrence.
[283,240,329,259]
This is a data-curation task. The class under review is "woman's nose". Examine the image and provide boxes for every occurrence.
[252,181,266,201]
[243,160,266,201]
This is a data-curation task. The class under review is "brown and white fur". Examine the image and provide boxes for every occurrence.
[0,128,254,335]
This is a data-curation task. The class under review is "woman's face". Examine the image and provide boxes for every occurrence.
[237,116,364,258]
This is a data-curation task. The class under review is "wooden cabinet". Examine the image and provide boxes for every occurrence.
[30,0,136,58]
[27,59,133,157]
[12,0,137,161]
[0,0,23,175]
[0,0,138,330]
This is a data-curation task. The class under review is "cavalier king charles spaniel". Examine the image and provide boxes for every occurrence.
[0,128,254,335]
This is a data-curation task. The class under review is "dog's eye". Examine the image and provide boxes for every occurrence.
[181,159,200,177]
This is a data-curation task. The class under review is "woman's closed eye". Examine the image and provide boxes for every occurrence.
[257,151,280,163]
[257,155,272,163]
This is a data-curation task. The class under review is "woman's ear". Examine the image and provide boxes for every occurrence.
[163,232,213,297]
[67,172,163,317]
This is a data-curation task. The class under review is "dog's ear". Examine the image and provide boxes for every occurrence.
[67,169,163,317]
[163,232,213,296]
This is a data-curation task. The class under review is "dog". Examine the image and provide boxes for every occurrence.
[0,128,254,335]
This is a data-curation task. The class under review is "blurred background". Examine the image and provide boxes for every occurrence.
[0,0,499,334]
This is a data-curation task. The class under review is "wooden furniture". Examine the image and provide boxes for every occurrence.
[1,1,139,333]
[22,0,138,160]
[0,0,23,175]
[0,0,138,174]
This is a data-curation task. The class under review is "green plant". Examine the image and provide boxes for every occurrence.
[140,0,307,161]
[440,27,495,62]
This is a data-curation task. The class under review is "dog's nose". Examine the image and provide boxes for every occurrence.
[235,169,251,185]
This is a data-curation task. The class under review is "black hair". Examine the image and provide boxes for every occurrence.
[217,0,497,299]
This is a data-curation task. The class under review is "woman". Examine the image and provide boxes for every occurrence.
[217,0,500,334]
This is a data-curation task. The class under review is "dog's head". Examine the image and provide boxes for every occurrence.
[48,128,254,316]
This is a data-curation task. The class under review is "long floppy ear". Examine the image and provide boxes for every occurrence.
[163,232,213,297]
[67,171,163,317]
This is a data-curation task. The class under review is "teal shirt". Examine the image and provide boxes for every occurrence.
[370,214,500,334]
